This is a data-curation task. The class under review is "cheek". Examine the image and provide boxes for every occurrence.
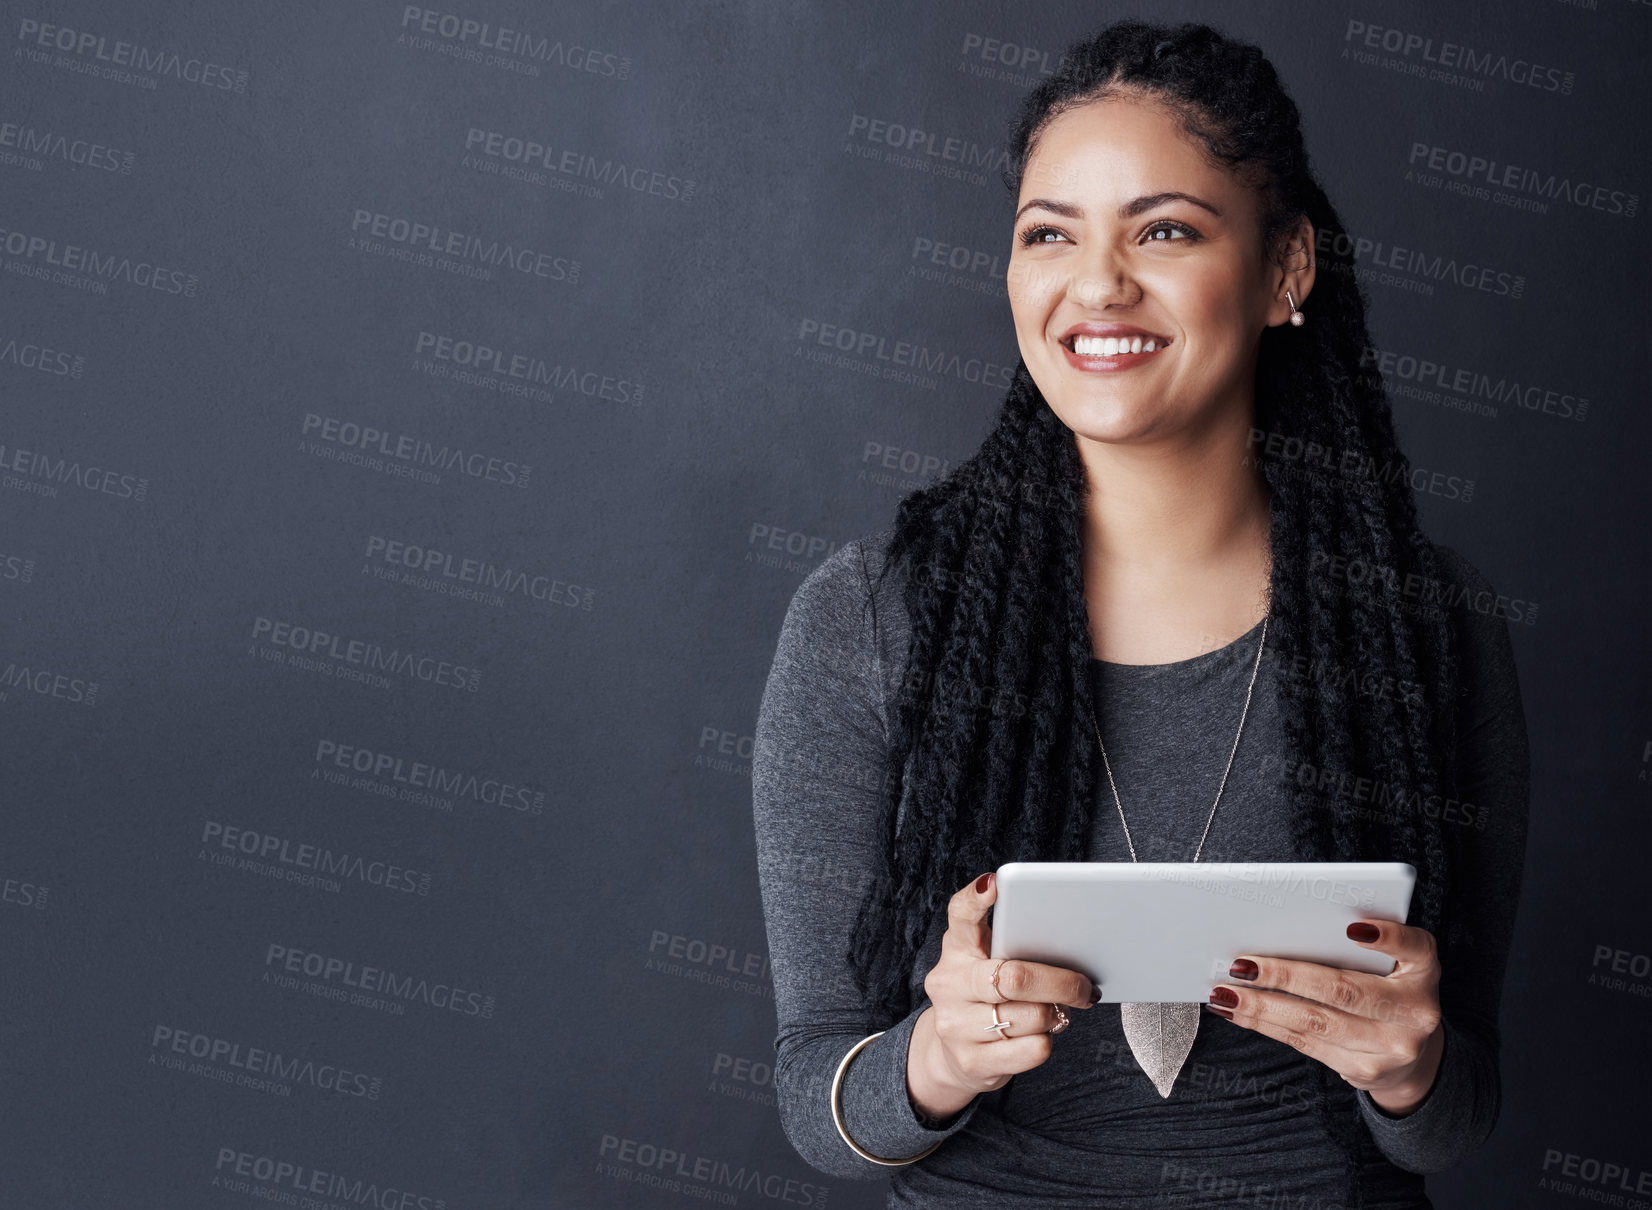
[1007,263,1059,338]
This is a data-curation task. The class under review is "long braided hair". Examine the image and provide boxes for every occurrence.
[846,20,1462,1206]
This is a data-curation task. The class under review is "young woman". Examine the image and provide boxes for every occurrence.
[753,20,1529,1209]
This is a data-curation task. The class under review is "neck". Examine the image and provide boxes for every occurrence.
[1076,411,1271,576]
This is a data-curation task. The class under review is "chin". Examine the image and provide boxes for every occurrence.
[1044,397,1150,440]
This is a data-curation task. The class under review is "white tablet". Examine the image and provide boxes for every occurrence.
[988,861,1417,1003]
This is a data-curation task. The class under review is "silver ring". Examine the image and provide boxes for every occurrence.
[1048,1004,1070,1035]
[983,1003,1012,1038]
[990,959,1010,1003]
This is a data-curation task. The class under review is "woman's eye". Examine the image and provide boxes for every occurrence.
[1143,220,1199,243]
[1017,224,1068,247]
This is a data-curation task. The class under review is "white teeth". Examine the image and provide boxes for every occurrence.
[1072,334,1161,356]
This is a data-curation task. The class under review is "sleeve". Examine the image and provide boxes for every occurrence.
[751,539,983,1180]
[1354,542,1533,1173]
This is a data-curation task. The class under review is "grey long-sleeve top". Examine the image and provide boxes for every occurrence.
[751,527,1531,1209]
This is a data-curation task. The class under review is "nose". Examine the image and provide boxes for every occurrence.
[1069,244,1141,309]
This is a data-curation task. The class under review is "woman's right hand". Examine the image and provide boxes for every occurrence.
[906,870,1100,1123]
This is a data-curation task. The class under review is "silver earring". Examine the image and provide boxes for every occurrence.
[1286,289,1305,327]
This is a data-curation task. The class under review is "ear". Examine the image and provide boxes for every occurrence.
[1267,215,1317,328]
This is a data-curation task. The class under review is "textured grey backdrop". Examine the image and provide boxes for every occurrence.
[1,1,1647,1207]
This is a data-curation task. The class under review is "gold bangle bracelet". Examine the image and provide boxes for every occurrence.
[829,1031,947,1166]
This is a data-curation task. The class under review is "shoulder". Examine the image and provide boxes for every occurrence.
[782,526,903,639]
[1425,539,1495,601]
[765,528,909,728]
[1423,538,1520,645]
[770,527,900,668]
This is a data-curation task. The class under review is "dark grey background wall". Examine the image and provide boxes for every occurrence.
[1,1,1646,1207]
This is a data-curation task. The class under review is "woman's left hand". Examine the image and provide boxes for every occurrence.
[1206,919,1447,1116]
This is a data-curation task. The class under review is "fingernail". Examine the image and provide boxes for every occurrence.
[1203,1003,1234,1020]
[1209,986,1239,1009]
[1347,922,1380,943]
[1089,985,1102,1006]
[975,872,992,893]
[1228,959,1259,981]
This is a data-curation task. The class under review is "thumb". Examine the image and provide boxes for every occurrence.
[946,871,998,957]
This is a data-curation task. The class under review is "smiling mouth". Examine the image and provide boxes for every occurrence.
[1061,333,1171,357]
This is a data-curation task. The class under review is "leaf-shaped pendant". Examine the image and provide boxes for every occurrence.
[1120,1001,1200,1098]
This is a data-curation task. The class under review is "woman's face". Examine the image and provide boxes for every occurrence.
[1007,93,1305,446]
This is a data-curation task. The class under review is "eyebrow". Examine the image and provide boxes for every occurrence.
[1013,191,1223,224]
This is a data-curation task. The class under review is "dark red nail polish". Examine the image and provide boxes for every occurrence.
[1209,986,1239,1009]
[1347,922,1380,943]
[1228,959,1259,981]
[975,872,992,893]
[1203,1003,1234,1020]
[1089,985,1102,1005]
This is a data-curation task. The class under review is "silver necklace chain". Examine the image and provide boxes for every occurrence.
[1091,615,1270,864]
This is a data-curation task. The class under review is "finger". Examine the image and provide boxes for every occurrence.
[1231,952,1441,1034]
[967,1000,1068,1042]
[1205,984,1383,1069]
[1222,953,1392,1021]
[1343,920,1439,974]
[977,956,1095,1009]
[942,871,997,959]
[950,1032,1055,1086]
